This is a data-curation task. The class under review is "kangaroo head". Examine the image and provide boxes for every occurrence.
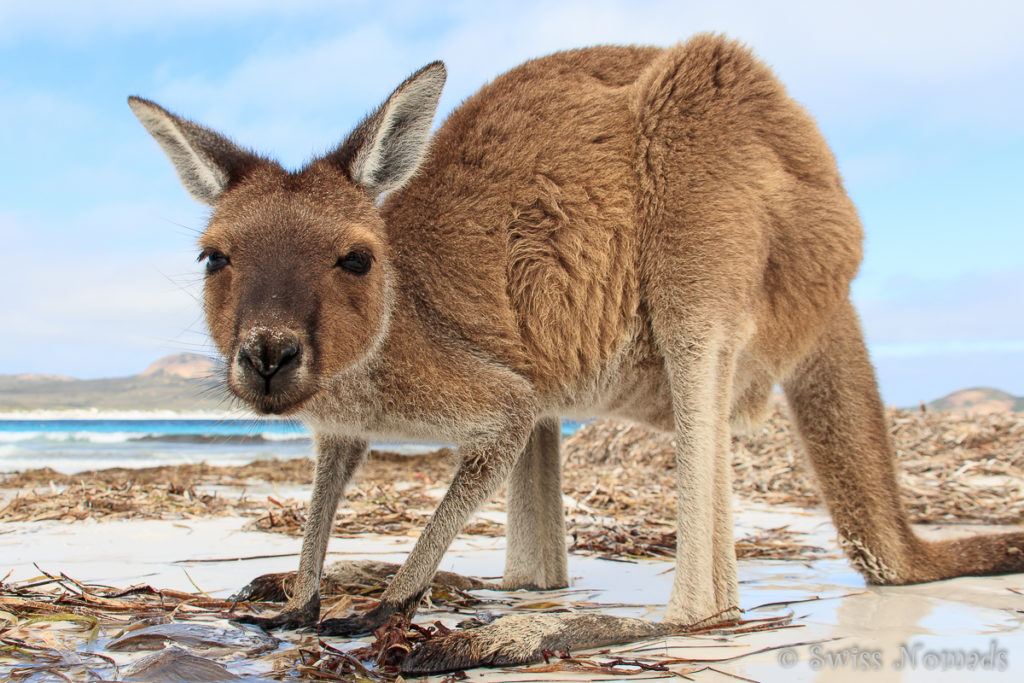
[130,62,446,415]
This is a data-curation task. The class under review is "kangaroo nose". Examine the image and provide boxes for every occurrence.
[238,333,302,380]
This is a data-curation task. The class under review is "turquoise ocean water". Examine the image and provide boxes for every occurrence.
[0,419,584,474]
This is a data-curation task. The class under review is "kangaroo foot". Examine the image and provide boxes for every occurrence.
[402,613,675,674]
[320,560,499,592]
[231,607,317,631]
[232,560,499,605]
[231,571,297,603]
[230,561,404,604]
[319,603,399,637]
[229,575,320,631]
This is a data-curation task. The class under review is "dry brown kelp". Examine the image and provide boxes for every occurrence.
[3,408,1021,562]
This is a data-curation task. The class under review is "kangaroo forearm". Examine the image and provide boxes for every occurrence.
[290,435,369,608]
[378,445,522,612]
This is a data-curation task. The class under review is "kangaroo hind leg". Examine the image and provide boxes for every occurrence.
[654,319,743,627]
[503,417,569,590]
[783,299,1024,584]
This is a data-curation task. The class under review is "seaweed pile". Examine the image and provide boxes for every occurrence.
[563,406,1024,525]
[0,562,812,681]
[3,408,1021,563]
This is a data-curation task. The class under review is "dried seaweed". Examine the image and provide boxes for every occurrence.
[0,569,243,681]
[0,566,487,681]
[563,406,1024,525]
[5,408,1020,564]
[0,479,266,523]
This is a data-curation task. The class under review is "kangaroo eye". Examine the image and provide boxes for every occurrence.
[335,249,373,275]
[199,250,230,273]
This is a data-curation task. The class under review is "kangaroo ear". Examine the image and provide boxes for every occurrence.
[327,61,446,199]
[128,97,263,205]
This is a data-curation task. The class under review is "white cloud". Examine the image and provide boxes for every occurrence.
[873,349,1024,406]
[0,0,344,43]
[0,208,209,377]
[148,23,421,167]
[855,269,1024,345]
[870,339,1024,359]
[125,0,1024,152]
[0,213,31,248]
[7,0,1023,79]
[855,269,1024,404]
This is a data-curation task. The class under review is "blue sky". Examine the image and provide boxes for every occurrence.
[1,0,1022,406]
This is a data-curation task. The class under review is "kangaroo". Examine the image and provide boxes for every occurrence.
[129,34,1024,671]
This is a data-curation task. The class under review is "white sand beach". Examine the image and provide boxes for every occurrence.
[3,494,1022,682]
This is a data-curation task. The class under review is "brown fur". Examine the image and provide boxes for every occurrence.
[130,34,1024,667]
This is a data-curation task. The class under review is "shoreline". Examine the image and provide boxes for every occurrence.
[0,408,262,420]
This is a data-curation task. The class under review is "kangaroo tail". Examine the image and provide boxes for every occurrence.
[781,299,1024,584]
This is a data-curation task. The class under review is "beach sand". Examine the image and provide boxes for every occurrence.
[2,495,1022,681]
[2,408,1023,681]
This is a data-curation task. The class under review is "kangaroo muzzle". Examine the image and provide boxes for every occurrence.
[231,325,311,414]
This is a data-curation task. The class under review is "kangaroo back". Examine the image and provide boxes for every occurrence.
[783,300,1024,583]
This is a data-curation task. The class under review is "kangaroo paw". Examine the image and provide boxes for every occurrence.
[319,604,396,637]
[402,613,674,674]
[229,589,320,632]
[231,571,295,603]
[230,561,401,605]
[230,607,316,632]
[321,560,499,592]
[232,562,498,606]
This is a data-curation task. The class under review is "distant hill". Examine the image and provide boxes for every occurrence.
[141,353,217,379]
[2,354,1021,414]
[9,373,75,383]
[0,354,229,412]
[927,387,1024,413]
